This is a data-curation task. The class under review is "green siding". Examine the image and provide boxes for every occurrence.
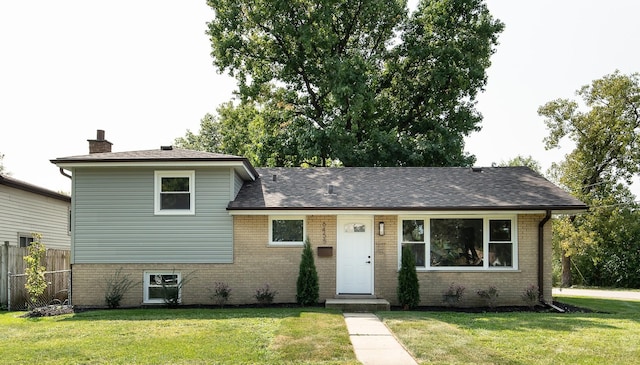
[233,171,244,198]
[73,167,233,263]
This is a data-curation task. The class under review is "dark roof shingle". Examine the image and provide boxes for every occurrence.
[228,167,587,211]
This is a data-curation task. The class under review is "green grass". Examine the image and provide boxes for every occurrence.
[554,295,640,314]
[0,308,358,364]
[379,297,640,365]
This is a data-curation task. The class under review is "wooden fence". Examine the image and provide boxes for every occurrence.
[1,243,71,309]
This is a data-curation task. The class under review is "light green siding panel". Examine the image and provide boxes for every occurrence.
[73,167,233,263]
[233,171,244,198]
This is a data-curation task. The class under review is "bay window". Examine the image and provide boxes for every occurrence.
[400,216,517,270]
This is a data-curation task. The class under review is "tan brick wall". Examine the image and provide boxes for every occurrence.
[372,214,551,307]
[71,213,553,308]
[373,215,399,300]
[72,215,338,308]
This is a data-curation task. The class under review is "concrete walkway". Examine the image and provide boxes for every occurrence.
[553,287,640,301]
[344,313,417,365]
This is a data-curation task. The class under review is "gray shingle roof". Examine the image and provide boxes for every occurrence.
[51,148,245,162]
[50,148,259,179]
[228,167,587,211]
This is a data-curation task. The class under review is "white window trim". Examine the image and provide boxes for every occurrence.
[398,215,518,272]
[143,271,182,304]
[154,170,195,215]
[269,216,306,246]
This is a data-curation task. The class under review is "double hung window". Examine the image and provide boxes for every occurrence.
[154,171,195,215]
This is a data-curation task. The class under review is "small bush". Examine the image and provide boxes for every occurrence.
[397,246,420,309]
[442,283,465,307]
[521,284,540,309]
[104,268,137,309]
[255,284,278,305]
[24,233,47,308]
[211,282,232,308]
[296,237,319,306]
[477,286,499,309]
[162,270,196,308]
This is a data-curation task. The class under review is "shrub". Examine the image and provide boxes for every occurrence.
[162,270,196,308]
[477,286,499,309]
[104,268,136,308]
[255,284,277,305]
[442,283,465,307]
[397,246,420,309]
[211,282,232,308]
[521,284,540,309]
[24,233,47,308]
[296,237,319,306]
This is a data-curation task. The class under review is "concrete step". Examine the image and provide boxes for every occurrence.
[325,298,390,312]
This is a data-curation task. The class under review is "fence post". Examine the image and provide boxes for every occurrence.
[7,271,11,311]
[1,241,8,308]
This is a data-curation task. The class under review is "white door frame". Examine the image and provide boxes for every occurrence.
[336,215,374,295]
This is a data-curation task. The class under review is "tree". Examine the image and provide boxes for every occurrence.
[498,155,541,173]
[397,246,420,309]
[24,233,47,308]
[202,0,504,167]
[174,113,221,152]
[296,237,319,306]
[539,71,640,287]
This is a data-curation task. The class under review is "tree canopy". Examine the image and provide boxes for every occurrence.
[498,155,541,173]
[539,71,640,287]
[185,0,503,167]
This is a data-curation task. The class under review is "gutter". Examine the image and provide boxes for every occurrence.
[538,210,552,305]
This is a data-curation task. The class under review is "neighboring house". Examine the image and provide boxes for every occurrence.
[0,174,71,249]
[51,130,587,308]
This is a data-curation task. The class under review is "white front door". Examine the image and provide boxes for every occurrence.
[337,216,374,295]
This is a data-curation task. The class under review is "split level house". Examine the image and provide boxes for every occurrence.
[51,130,587,308]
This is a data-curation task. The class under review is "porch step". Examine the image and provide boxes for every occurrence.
[325,298,390,312]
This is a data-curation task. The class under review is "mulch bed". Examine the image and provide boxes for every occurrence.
[390,301,594,313]
[19,301,592,317]
[21,305,75,318]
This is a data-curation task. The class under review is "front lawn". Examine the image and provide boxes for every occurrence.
[0,308,358,365]
[379,297,640,365]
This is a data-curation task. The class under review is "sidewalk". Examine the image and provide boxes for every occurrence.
[343,313,417,365]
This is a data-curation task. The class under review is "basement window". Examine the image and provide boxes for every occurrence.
[143,272,181,304]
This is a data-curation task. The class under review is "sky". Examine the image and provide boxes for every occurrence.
[1,0,639,195]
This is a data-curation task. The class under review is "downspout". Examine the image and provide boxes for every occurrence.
[59,168,72,179]
[58,167,73,306]
[538,210,552,304]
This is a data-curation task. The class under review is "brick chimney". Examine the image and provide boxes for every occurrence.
[88,129,113,154]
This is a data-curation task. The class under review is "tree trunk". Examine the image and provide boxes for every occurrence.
[561,250,572,287]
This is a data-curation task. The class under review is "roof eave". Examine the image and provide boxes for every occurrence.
[227,205,589,214]
[0,175,71,202]
[51,158,258,181]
